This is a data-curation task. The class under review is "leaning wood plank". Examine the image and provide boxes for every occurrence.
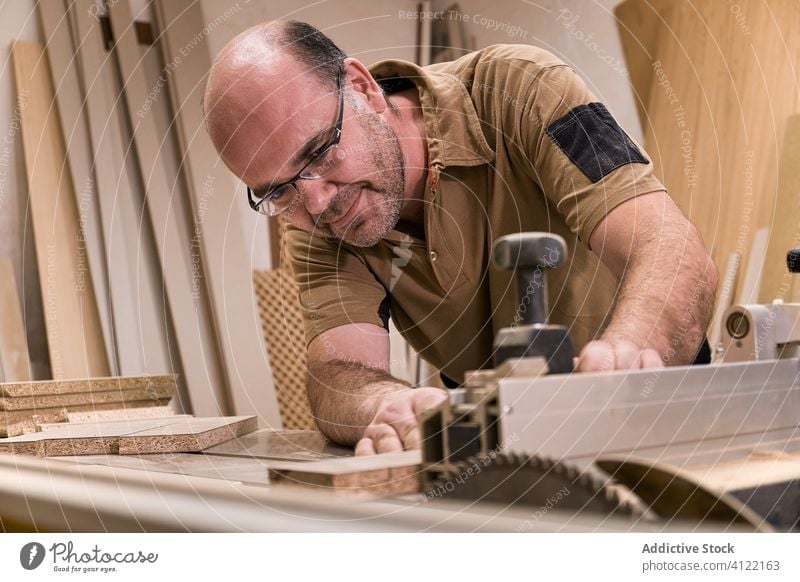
[68,0,171,376]
[12,41,110,379]
[0,258,31,381]
[117,416,258,454]
[0,374,176,397]
[759,115,800,304]
[152,0,280,426]
[65,407,184,424]
[38,0,116,374]
[267,451,422,495]
[107,0,227,416]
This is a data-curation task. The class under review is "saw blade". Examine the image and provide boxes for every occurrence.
[427,452,649,519]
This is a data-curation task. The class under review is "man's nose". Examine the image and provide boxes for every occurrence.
[297,179,338,216]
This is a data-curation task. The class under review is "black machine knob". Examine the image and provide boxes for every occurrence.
[788,248,800,273]
[491,233,573,373]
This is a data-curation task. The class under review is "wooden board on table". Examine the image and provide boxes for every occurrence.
[203,429,351,461]
[0,258,31,382]
[152,0,280,427]
[11,41,110,380]
[267,450,422,495]
[0,415,256,457]
[0,384,174,411]
[0,374,176,398]
[117,416,258,455]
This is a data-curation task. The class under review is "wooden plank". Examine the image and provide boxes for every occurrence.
[203,428,351,461]
[152,0,280,426]
[760,115,800,303]
[267,450,421,495]
[37,0,116,374]
[106,0,227,416]
[12,41,110,380]
[0,384,174,411]
[0,415,256,456]
[67,0,171,377]
[0,399,171,430]
[0,258,31,381]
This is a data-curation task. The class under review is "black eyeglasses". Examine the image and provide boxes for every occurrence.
[247,71,345,216]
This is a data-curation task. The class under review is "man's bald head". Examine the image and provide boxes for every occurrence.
[204,20,346,157]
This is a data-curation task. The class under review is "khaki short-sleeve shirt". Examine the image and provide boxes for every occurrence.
[287,44,665,383]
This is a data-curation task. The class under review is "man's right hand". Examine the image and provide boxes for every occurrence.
[354,387,448,456]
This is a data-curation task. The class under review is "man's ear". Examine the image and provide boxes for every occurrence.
[342,57,387,114]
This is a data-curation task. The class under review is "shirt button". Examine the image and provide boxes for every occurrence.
[429,250,438,262]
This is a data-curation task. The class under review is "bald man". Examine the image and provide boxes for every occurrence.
[204,21,717,456]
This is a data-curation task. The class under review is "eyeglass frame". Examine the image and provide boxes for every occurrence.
[246,69,345,216]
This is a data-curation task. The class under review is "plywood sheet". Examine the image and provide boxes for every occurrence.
[117,416,258,454]
[11,41,110,379]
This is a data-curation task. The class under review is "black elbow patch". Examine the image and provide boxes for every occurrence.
[546,102,648,183]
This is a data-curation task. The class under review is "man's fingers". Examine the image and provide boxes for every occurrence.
[613,340,642,370]
[576,340,615,372]
[361,423,404,455]
[641,348,665,369]
[355,436,376,456]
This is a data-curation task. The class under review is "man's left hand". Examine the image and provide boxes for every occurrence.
[575,339,664,372]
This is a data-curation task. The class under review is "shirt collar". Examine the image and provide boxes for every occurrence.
[369,59,495,169]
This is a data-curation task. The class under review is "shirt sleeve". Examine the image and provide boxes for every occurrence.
[285,226,389,347]
[516,63,666,246]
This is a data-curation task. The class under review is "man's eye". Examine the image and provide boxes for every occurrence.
[269,185,290,202]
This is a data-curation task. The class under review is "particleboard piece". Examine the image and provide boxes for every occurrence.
[117,416,258,454]
[0,374,177,398]
[152,0,280,426]
[65,406,184,424]
[268,451,422,495]
[0,384,174,411]
[0,399,171,429]
[37,414,190,432]
[0,258,31,381]
[759,115,800,303]
[253,269,315,431]
[37,0,116,374]
[11,41,110,380]
[107,0,227,416]
[0,415,255,457]
[0,420,37,438]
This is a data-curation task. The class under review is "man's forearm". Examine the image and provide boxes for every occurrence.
[307,359,411,445]
[601,223,718,364]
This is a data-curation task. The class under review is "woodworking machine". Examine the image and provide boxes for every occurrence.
[420,236,800,532]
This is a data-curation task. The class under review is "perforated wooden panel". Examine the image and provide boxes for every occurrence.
[253,267,316,431]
